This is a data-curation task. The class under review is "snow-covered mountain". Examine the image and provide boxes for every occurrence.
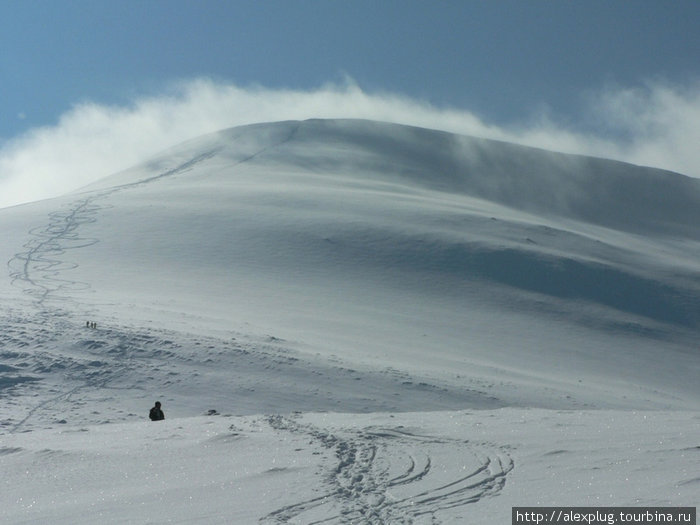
[1,119,698,523]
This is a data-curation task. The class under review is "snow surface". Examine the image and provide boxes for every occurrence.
[0,119,698,523]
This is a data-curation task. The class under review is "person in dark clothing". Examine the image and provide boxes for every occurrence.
[149,401,165,421]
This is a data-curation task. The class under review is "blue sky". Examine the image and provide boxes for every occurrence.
[1,1,700,206]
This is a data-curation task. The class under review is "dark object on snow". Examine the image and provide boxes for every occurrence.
[149,401,165,421]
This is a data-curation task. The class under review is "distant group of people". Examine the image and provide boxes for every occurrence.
[83,318,166,421]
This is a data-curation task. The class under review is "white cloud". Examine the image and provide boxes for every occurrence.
[1,78,698,209]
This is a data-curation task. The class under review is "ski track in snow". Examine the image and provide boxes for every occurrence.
[2,126,503,433]
[5,123,300,319]
[1,119,698,522]
[0,308,502,433]
[262,415,514,524]
[8,197,101,318]
[0,317,177,433]
[2,148,243,432]
[7,147,224,318]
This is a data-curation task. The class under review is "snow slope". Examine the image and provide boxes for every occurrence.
[1,411,697,524]
[0,119,698,523]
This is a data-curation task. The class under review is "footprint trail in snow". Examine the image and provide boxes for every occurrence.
[263,415,514,524]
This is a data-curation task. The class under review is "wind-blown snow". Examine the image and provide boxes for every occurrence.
[0,119,698,523]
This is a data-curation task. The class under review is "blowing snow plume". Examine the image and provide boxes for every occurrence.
[1,118,698,523]
[1,78,700,209]
[1,118,698,424]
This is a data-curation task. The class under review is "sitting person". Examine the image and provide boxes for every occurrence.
[149,401,165,421]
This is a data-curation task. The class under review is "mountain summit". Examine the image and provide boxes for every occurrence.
[92,118,700,238]
[1,119,698,522]
[1,119,698,421]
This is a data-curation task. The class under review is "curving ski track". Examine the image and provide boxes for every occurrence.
[3,149,224,432]
[8,198,102,318]
[262,416,514,524]
[7,147,222,319]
